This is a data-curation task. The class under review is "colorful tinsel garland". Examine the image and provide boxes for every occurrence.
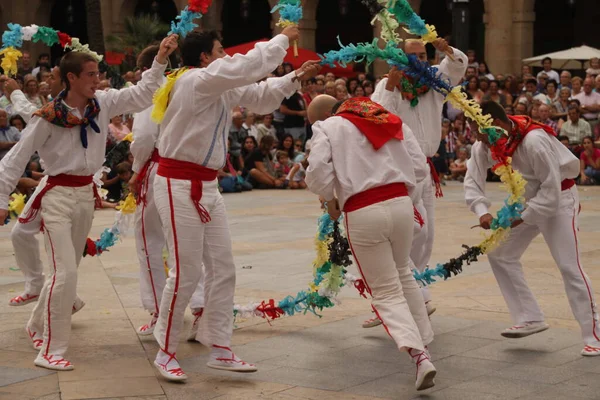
[169,0,213,38]
[271,0,302,56]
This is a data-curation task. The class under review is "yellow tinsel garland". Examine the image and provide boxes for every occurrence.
[0,47,22,77]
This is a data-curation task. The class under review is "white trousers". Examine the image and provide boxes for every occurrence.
[135,163,205,315]
[11,176,48,295]
[487,187,600,346]
[27,185,95,358]
[153,176,235,355]
[345,196,433,352]
[410,175,434,303]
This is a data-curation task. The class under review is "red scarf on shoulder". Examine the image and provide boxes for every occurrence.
[335,97,403,150]
[503,115,557,157]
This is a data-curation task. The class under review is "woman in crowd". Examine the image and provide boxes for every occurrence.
[465,76,484,103]
[9,114,26,131]
[580,136,600,185]
[553,87,571,121]
[240,136,258,170]
[362,81,374,97]
[245,135,285,189]
[352,86,365,97]
[23,75,46,108]
[482,80,508,107]
[347,78,359,95]
[324,81,337,97]
[277,133,295,161]
[478,77,490,93]
[335,84,349,101]
[257,113,277,142]
[545,79,559,104]
[478,61,494,80]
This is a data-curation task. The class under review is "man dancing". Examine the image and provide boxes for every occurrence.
[0,35,178,371]
[371,38,467,315]
[306,96,437,391]
[128,45,205,338]
[465,101,600,356]
[151,27,321,381]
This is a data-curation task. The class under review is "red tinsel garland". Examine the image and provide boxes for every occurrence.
[188,0,212,13]
[57,32,72,48]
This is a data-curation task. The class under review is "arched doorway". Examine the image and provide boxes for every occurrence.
[50,0,88,62]
[221,0,272,47]
[315,0,373,54]
[134,0,178,26]
[534,0,576,55]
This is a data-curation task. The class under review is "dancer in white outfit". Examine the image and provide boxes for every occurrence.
[150,27,321,381]
[0,36,177,371]
[306,96,437,391]
[372,38,467,311]
[4,70,85,313]
[464,101,600,357]
[129,46,205,337]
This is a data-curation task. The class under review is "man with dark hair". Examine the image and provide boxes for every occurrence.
[128,43,205,337]
[465,66,477,79]
[0,35,178,372]
[150,27,321,381]
[31,53,51,77]
[306,96,437,391]
[537,57,559,83]
[465,101,600,357]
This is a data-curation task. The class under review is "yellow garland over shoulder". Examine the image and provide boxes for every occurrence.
[151,67,190,124]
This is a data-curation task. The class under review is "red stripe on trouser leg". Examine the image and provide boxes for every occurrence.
[164,178,182,352]
[141,199,160,315]
[344,212,394,339]
[42,223,58,357]
[571,207,600,342]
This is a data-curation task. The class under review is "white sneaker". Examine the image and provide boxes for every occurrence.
[27,327,43,350]
[207,345,257,372]
[426,302,436,316]
[72,297,85,315]
[501,322,549,338]
[187,309,203,342]
[9,293,39,306]
[154,350,188,381]
[138,313,158,336]
[362,316,383,329]
[34,354,74,371]
[409,348,436,391]
[581,345,600,357]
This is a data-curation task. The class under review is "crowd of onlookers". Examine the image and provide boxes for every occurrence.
[2,49,600,200]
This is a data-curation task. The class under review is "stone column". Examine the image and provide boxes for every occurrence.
[511,7,535,74]
[201,0,223,33]
[483,0,513,74]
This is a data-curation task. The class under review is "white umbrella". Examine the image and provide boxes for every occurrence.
[523,45,600,70]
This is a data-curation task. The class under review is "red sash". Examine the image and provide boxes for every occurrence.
[136,149,161,205]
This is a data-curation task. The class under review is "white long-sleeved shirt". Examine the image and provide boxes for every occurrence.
[157,34,300,170]
[464,130,580,225]
[306,116,416,210]
[0,58,167,207]
[10,90,38,123]
[371,48,468,157]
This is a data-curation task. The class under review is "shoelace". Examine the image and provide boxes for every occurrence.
[139,314,158,332]
[584,345,600,353]
[408,348,430,378]
[213,345,252,366]
[157,348,184,376]
[28,328,43,348]
[192,309,204,326]
[508,325,526,330]
[11,294,38,304]
[363,317,380,324]
[43,355,72,368]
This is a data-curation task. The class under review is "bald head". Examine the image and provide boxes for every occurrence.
[307,95,338,124]
[404,39,427,61]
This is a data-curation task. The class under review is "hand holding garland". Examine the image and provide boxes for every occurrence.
[271,0,302,57]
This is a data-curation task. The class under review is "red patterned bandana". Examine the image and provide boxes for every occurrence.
[335,97,403,150]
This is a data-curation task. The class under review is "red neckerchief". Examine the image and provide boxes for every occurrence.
[503,115,557,158]
[335,97,403,150]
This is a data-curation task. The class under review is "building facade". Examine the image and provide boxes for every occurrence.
[0,0,588,77]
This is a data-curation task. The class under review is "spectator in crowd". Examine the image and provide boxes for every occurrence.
[579,136,600,184]
[293,138,304,157]
[36,70,51,84]
[536,73,548,94]
[287,151,309,189]
[595,75,600,93]
[530,103,540,120]
[553,87,572,121]
[482,80,507,106]
[571,76,583,97]
[557,135,571,148]
[432,122,449,178]
[478,61,494,80]
[449,147,468,181]
[302,78,319,107]
[575,78,600,129]
[244,135,285,189]
[335,84,349,101]
[315,77,325,94]
[560,105,592,149]
[504,105,514,115]
[242,111,259,139]
[352,85,365,97]
[18,51,33,75]
[536,57,560,83]
[283,62,293,75]
[362,80,374,97]
[538,104,558,132]
[465,66,477,80]
[277,133,295,160]
[347,78,359,95]
[545,79,559,104]
[39,82,51,100]
[98,79,111,91]
[23,75,46,108]
[9,114,26,132]
[499,75,514,97]
[559,70,572,90]
[102,160,133,203]
[31,53,51,77]
[273,150,293,182]
[467,49,478,68]
[324,81,337,97]
[515,101,529,116]
[273,64,285,77]
[229,111,247,158]
[108,114,131,143]
[325,72,336,82]
[586,57,600,79]
[521,64,532,76]
[280,89,307,141]
[465,76,484,103]
[239,135,258,171]
[0,109,20,161]
[257,113,277,142]
[478,77,489,93]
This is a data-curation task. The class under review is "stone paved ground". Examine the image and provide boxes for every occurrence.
[0,182,599,400]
